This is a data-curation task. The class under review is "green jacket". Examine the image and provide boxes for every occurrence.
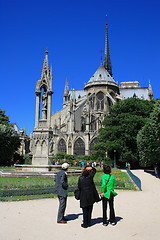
[101,174,118,199]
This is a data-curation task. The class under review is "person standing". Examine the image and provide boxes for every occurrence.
[55,163,69,224]
[154,166,159,178]
[78,167,100,228]
[128,163,130,170]
[100,165,118,226]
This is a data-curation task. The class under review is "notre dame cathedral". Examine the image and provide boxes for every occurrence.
[30,20,153,165]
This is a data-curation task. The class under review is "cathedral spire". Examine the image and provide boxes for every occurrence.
[41,48,49,82]
[148,79,154,99]
[63,77,69,106]
[100,49,103,65]
[49,63,53,90]
[64,77,69,95]
[103,16,112,76]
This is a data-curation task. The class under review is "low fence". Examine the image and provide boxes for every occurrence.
[0,181,136,202]
[126,168,142,191]
[0,186,79,201]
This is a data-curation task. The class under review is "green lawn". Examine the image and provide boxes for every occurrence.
[0,168,137,201]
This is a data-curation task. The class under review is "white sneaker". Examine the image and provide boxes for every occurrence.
[110,222,116,226]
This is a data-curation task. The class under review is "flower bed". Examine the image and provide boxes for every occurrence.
[0,168,137,201]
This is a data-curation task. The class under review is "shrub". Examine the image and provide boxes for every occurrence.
[65,154,75,164]
[23,154,32,164]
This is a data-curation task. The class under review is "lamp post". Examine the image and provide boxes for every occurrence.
[114,150,116,168]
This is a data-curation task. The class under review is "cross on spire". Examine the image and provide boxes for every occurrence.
[103,15,112,76]
[99,49,104,65]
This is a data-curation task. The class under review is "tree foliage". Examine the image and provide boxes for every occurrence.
[0,123,21,166]
[137,99,160,167]
[76,155,90,160]
[53,152,66,160]
[96,98,154,166]
[65,154,75,163]
[23,154,32,165]
[0,109,21,166]
[0,109,10,126]
[90,142,106,161]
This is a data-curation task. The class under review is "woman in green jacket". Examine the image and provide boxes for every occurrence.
[100,165,118,226]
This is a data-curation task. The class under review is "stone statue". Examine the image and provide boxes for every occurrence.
[49,140,54,153]
[42,90,47,109]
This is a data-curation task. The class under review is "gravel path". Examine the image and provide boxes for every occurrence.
[1,170,160,240]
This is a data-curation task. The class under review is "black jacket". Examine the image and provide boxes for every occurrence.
[78,167,100,208]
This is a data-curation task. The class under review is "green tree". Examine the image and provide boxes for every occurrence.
[0,124,21,166]
[137,99,160,167]
[76,155,91,161]
[90,142,106,161]
[53,152,66,161]
[65,154,75,164]
[0,109,10,125]
[96,98,154,167]
[23,154,32,165]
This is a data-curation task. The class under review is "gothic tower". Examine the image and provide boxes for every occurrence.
[30,49,54,165]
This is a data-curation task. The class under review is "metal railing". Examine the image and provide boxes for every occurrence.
[126,168,142,191]
[0,180,136,202]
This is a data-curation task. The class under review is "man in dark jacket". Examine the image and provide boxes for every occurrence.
[55,163,69,223]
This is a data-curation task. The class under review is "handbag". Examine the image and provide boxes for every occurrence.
[74,189,80,200]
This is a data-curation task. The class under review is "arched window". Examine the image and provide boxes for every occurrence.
[36,140,41,154]
[42,140,47,155]
[58,139,67,153]
[89,138,99,153]
[74,138,85,156]
[96,92,104,110]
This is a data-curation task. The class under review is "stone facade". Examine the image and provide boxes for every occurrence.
[13,123,30,155]
[30,21,153,165]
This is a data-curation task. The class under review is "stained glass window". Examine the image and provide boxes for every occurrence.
[74,138,85,156]
[96,92,104,110]
[89,138,99,153]
[58,139,67,153]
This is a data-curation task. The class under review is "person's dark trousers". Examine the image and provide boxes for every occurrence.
[57,195,67,222]
[82,205,93,227]
[102,192,115,224]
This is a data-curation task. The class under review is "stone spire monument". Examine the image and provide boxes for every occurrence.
[30,48,54,166]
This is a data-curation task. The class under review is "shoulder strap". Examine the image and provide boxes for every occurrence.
[106,175,111,186]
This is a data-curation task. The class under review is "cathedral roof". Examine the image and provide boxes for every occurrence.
[88,64,115,83]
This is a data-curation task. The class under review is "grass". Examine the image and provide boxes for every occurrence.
[0,167,137,201]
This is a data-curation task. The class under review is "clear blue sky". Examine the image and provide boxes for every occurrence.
[1,0,160,135]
